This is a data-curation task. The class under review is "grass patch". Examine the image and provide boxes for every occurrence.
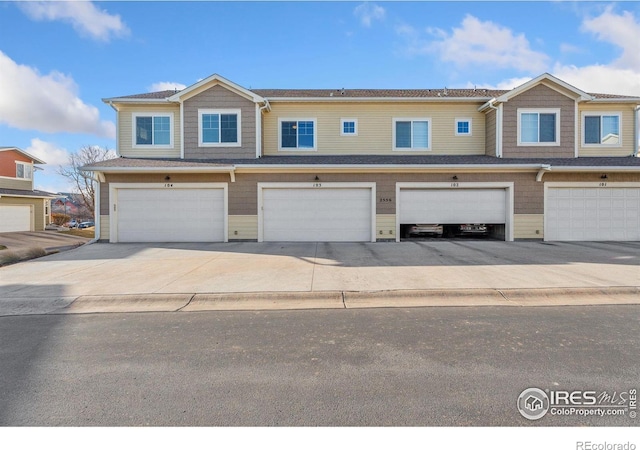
[58,227,95,238]
[0,247,47,267]
[0,245,7,250]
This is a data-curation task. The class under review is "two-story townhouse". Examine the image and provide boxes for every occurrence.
[0,147,54,232]
[86,73,640,243]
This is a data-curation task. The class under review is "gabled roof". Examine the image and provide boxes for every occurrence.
[495,73,593,103]
[167,73,266,103]
[0,147,46,165]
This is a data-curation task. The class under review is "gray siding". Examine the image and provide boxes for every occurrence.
[183,85,256,159]
[485,109,496,156]
[502,84,576,158]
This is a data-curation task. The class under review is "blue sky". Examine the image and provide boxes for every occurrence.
[1,1,640,194]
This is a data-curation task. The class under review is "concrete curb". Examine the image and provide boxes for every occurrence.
[21,286,636,316]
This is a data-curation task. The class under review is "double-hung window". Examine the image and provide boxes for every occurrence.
[583,113,621,146]
[279,119,316,150]
[133,113,173,147]
[16,162,32,180]
[393,118,430,150]
[517,109,560,145]
[199,109,241,147]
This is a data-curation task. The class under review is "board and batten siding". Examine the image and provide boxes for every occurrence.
[116,104,181,158]
[578,103,637,157]
[262,102,486,156]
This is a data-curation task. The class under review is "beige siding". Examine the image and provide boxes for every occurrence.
[100,215,110,241]
[514,214,543,239]
[183,85,257,159]
[0,177,32,190]
[228,215,258,240]
[263,102,486,156]
[116,104,181,158]
[502,84,576,158]
[376,214,396,239]
[578,103,636,157]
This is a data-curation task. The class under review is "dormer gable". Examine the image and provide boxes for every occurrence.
[167,73,266,104]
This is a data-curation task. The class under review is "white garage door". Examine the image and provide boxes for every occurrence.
[262,187,373,242]
[546,187,640,241]
[399,189,507,224]
[0,205,31,232]
[115,188,225,242]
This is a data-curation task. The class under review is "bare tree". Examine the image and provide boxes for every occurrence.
[58,145,116,215]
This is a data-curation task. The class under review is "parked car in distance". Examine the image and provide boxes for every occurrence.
[403,224,444,238]
[77,221,95,229]
[65,220,79,228]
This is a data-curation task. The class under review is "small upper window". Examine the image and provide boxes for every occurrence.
[518,109,560,146]
[341,118,358,136]
[134,113,173,147]
[584,113,620,146]
[280,119,316,150]
[455,118,472,136]
[199,109,241,147]
[16,162,32,180]
[393,118,430,150]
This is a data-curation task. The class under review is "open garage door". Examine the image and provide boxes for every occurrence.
[397,183,513,241]
[112,185,227,243]
[546,185,640,241]
[0,205,32,232]
[260,183,375,242]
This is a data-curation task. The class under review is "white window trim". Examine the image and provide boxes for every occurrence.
[15,161,33,180]
[278,118,317,151]
[517,108,561,147]
[455,118,472,136]
[340,118,358,136]
[132,112,174,149]
[581,111,622,148]
[198,108,242,147]
[392,118,431,151]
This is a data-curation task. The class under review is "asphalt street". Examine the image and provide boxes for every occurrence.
[1,305,638,426]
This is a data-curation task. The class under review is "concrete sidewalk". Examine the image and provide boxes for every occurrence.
[0,240,638,316]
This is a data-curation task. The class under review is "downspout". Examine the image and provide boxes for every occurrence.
[108,101,120,157]
[536,164,551,182]
[256,100,271,158]
[634,105,640,157]
[487,100,502,157]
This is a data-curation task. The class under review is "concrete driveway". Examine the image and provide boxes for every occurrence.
[0,240,638,315]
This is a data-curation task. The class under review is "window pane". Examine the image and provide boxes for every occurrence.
[220,114,237,143]
[521,113,539,143]
[16,164,24,178]
[412,121,428,148]
[457,121,469,134]
[298,121,314,148]
[136,116,153,145]
[154,116,170,145]
[395,121,411,148]
[202,114,220,143]
[281,121,297,148]
[539,113,556,143]
[343,121,355,134]
[584,116,601,144]
[25,165,32,180]
[602,115,619,144]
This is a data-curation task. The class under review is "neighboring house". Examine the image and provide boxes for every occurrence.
[52,193,92,221]
[0,147,54,233]
[85,73,640,243]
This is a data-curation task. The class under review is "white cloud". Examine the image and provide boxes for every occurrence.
[18,1,129,42]
[424,15,549,73]
[0,51,115,138]
[354,2,386,28]
[552,64,640,96]
[581,7,640,70]
[26,138,71,166]
[148,82,187,92]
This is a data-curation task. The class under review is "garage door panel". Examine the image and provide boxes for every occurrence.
[116,188,225,242]
[262,188,372,242]
[0,205,31,232]
[546,187,640,241]
[399,189,506,224]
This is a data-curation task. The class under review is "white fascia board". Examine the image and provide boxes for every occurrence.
[496,73,591,103]
[0,147,46,165]
[546,166,640,173]
[234,164,546,173]
[101,97,174,105]
[84,166,235,174]
[586,98,640,104]
[167,73,265,104]
[0,193,55,199]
